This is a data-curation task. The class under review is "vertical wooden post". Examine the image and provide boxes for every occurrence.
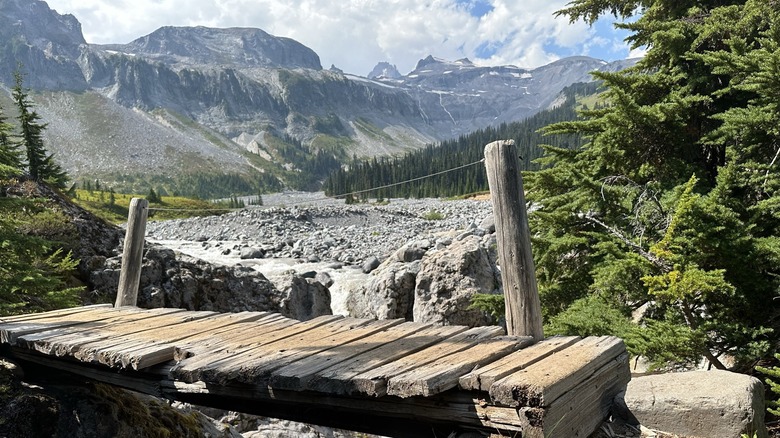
[484,140,544,340]
[115,197,149,307]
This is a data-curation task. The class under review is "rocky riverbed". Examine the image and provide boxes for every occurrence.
[146,193,493,265]
[144,193,496,316]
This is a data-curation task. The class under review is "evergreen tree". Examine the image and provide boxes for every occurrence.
[146,187,160,203]
[757,355,780,416]
[529,0,779,369]
[0,103,21,170]
[12,69,68,187]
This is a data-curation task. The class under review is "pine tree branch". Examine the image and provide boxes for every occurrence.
[765,140,780,191]
[583,214,672,272]
[680,302,727,370]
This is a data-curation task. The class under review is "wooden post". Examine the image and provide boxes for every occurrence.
[484,140,544,340]
[115,197,149,307]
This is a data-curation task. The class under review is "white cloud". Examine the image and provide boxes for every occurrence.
[44,0,637,76]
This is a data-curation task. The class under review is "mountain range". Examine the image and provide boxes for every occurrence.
[0,0,634,196]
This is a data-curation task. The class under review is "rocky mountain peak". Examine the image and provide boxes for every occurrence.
[414,55,442,70]
[107,25,322,70]
[367,62,401,79]
[0,0,88,89]
[0,0,85,52]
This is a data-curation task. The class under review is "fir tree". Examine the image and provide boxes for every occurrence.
[528,0,779,369]
[756,355,780,416]
[12,69,68,187]
[0,103,21,170]
[146,187,160,203]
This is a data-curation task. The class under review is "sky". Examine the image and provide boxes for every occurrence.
[44,0,645,77]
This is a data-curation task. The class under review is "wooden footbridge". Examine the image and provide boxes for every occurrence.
[0,305,629,437]
[0,142,631,437]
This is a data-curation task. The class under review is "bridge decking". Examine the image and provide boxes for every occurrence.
[0,305,630,437]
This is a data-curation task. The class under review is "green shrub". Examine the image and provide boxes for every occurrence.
[422,210,444,221]
[756,354,780,417]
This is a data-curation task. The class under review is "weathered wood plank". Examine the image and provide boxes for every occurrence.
[537,352,630,438]
[386,336,533,398]
[72,311,219,363]
[0,304,113,323]
[170,314,346,383]
[474,404,534,432]
[16,307,187,356]
[489,336,625,407]
[206,318,404,386]
[108,312,274,369]
[306,324,469,395]
[0,306,133,344]
[350,326,505,397]
[459,335,580,391]
[268,321,433,391]
[172,313,296,361]
[166,379,524,435]
[9,347,163,396]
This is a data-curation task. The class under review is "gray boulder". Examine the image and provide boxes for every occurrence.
[315,271,334,288]
[394,240,431,262]
[346,261,420,320]
[89,244,284,313]
[269,271,333,322]
[362,256,381,274]
[240,247,265,259]
[478,214,495,234]
[413,235,501,326]
[623,370,767,438]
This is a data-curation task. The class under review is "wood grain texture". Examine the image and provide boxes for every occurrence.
[218,318,405,386]
[459,335,580,391]
[306,324,468,395]
[349,326,505,397]
[169,314,344,383]
[269,321,434,391]
[115,197,148,307]
[0,306,126,344]
[0,307,631,438]
[489,336,626,407]
[538,352,630,437]
[386,335,533,397]
[484,140,544,340]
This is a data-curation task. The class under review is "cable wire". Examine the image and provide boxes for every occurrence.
[146,158,486,212]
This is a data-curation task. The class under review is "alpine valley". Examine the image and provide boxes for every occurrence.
[0,0,633,196]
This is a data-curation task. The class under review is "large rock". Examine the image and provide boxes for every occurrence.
[346,261,420,320]
[393,240,431,262]
[623,370,767,438]
[89,244,286,313]
[269,271,333,321]
[413,235,501,326]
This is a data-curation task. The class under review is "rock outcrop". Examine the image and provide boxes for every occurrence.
[367,62,401,79]
[413,235,501,326]
[347,260,420,321]
[268,271,332,321]
[347,228,501,327]
[88,244,334,320]
[109,26,322,70]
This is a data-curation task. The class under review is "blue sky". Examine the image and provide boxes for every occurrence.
[44,0,643,76]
